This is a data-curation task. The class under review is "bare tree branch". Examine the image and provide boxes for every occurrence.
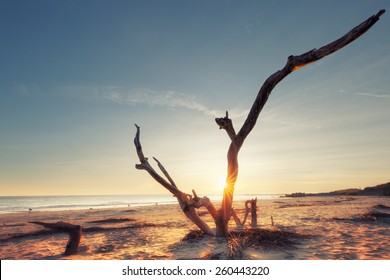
[134,124,182,197]
[236,9,385,146]
[153,157,177,188]
[215,111,237,143]
[133,124,216,236]
[230,208,243,226]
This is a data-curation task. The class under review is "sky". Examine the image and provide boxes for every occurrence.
[0,0,389,197]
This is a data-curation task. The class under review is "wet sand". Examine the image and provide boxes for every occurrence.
[1,196,389,260]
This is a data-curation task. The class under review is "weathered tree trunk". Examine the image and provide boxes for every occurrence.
[133,10,385,238]
[214,9,385,237]
[31,221,82,255]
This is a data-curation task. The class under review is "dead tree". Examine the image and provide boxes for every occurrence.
[134,10,385,237]
[31,221,82,255]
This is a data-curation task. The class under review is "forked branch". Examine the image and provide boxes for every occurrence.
[215,9,385,236]
[134,124,216,236]
[236,9,385,146]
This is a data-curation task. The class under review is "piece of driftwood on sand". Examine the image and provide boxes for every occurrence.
[230,198,258,228]
[30,221,82,256]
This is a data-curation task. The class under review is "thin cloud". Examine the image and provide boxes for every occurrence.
[57,85,122,101]
[59,85,328,127]
[124,88,221,116]
[24,84,250,119]
[351,92,390,99]
[106,88,250,119]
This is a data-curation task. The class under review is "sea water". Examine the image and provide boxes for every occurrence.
[0,194,280,214]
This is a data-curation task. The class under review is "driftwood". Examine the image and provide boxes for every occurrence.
[230,199,258,228]
[134,10,385,237]
[30,221,82,255]
[230,208,243,227]
[134,125,216,236]
[242,198,258,228]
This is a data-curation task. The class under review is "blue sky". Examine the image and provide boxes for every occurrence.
[0,0,389,196]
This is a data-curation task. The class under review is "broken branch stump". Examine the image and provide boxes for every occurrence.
[245,198,258,228]
[235,198,258,228]
[31,221,82,256]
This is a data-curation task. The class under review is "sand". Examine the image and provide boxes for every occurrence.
[1,196,389,260]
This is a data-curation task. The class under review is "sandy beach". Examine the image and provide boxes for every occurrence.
[1,196,389,260]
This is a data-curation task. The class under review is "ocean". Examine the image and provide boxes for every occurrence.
[0,194,280,214]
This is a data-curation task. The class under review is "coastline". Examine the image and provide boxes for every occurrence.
[1,196,390,260]
[0,194,280,214]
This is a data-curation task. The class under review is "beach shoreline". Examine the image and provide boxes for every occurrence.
[0,194,281,214]
[1,196,389,260]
